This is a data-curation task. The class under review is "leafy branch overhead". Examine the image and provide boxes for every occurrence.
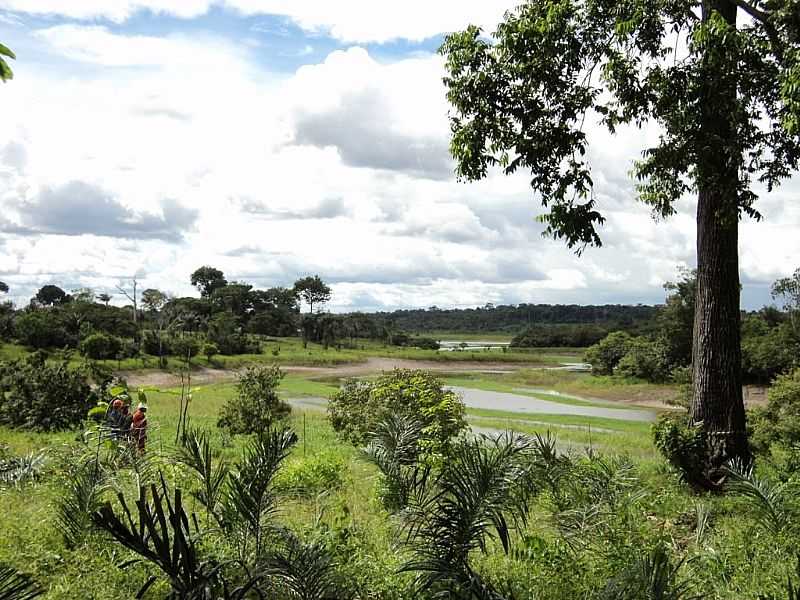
[440,1,800,251]
[0,43,14,83]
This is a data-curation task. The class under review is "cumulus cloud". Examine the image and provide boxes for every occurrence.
[286,48,452,179]
[0,22,797,312]
[8,181,198,241]
[3,0,520,42]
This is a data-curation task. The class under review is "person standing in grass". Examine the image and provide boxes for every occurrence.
[106,398,124,440]
[131,403,148,453]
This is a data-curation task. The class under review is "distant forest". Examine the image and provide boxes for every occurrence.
[370,304,659,335]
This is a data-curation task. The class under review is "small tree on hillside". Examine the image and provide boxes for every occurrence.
[293,275,331,314]
[97,293,112,306]
[0,281,8,294]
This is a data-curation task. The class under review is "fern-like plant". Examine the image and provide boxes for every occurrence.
[0,563,41,600]
[175,426,229,525]
[724,460,797,536]
[361,414,425,510]
[401,431,539,598]
[602,545,704,600]
[225,428,298,559]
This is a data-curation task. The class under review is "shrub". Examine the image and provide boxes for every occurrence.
[80,332,123,360]
[584,331,634,375]
[652,415,709,489]
[750,368,800,453]
[273,451,347,497]
[615,337,671,382]
[328,369,467,458]
[172,336,200,360]
[141,330,171,357]
[217,364,291,434]
[0,354,98,431]
[202,342,219,363]
[14,310,74,349]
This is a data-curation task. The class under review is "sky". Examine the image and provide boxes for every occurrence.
[0,2,797,312]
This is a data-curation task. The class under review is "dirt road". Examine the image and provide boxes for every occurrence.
[120,357,526,388]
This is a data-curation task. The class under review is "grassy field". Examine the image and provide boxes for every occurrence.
[0,338,584,372]
[0,362,794,598]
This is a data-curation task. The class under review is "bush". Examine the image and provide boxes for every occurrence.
[80,332,123,360]
[172,336,200,360]
[142,330,171,357]
[14,310,74,349]
[614,337,671,382]
[584,331,634,375]
[0,354,98,431]
[750,368,800,453]
[202,342,219,362]
[328,369,467,458]
[273,451,347,497]
[652,415,709,489]
[217,364,291,434]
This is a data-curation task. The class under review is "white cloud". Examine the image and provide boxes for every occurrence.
[2,0,520,42]
[1,24,798,310]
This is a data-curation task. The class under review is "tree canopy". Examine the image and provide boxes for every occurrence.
[440,1,800,249]
[294,275,332,314]
[35,285,68,307]
[190,266,227,298]
[0,281,8,294]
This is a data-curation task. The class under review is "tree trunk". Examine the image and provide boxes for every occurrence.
[690,0,749,480]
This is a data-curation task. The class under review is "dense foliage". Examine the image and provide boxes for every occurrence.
[328,369,467,458]
[0,354,100,431]
[217,365,291,434]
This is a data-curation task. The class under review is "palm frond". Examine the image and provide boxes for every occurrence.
[56,458,110,548]
[724,460,795,536]
[602,545,704,600]
[266,530,349,600]
[175,426,229,525]
[400,431,538,597]
[0,43,14,83]
[361,414,425,510]
[225,428,297,556]
[0,563,41,600]
[0,451,47,487]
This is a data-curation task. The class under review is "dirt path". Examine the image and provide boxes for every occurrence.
[120,357,527,388]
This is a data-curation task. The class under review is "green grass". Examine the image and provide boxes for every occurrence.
[1,338,585,374]
[0,368,792,600]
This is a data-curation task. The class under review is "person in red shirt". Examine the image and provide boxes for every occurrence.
[131,403,148,453]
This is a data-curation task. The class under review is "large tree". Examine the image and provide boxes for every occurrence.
[35,285,68,307]
[293,275,332,314]
[190,266,227,298]
[441,0,800,483]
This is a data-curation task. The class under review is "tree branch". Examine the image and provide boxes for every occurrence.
[731,0,770,24]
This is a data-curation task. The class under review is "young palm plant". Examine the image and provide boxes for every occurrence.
[174,426,229,526]
[224,428,298,560]
[265,529,350,600]
[601,545,704,600]
[401,431,539,599]
[57,457,111,548]
[361,413,426,511]
[724,460,797,536]
[92,474,262,599]
[0,563,41,600]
